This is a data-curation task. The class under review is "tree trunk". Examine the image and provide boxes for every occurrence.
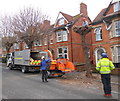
[81,35,92,78]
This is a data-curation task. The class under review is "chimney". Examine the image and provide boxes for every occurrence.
[80,3,88,17]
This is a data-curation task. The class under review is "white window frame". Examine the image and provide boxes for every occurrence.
[57,30,68,42]
[111,47,115,63]
[57,31,62,42]
[34,40,41,46]
[114,1,120,12]
[63,31,68,41]
[117,46,120,63]
[115,20,120,36]
[44,36,47,45]
[58,18,64,26]
[49,34,53,44]
[14,43,19,49]
[57,46,68,59]
[94,27,102,41]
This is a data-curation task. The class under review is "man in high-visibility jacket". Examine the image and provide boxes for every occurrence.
[96,53,115,97]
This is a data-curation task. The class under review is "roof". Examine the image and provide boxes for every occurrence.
[60,12,73,22]
[92,8,107,24]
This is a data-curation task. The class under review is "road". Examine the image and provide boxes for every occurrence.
[1,63,118,100]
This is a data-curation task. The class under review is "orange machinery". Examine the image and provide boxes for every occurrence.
[42,50,75,77]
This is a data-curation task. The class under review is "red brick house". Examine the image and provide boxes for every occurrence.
[91,0,120,66]
[1,3,92,66]
[3,1,120,69]
[52,3,92,64]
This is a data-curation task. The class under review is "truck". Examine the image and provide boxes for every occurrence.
[7,49,41,73]
[39,50,76,77]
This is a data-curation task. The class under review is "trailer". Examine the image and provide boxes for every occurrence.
[7,49,41,73]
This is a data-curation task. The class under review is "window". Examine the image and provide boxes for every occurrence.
[117,47,120,63]
[115,20,120,36]
[94,27,102,41]
[114,1,120,12]
[111,47,115,62]
[25,44,29,49]
[34,40,41,46]
[57,31,68,42]
[14,43,19,49]
[58,47,68,59]
[63,31,68,41]
[88,48,90,58]
[44,36,47,45]
[83,20,88,26]
[49,34,53,44]
[58,18,64,26]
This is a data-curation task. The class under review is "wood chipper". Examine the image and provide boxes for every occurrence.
[39,50,75,77]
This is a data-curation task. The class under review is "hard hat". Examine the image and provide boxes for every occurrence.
[41,56,45,59]
[101,53,107,58]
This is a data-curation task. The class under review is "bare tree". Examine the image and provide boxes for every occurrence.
[2,36,16,53]
[0,15,17,54]
[13,7,50,50]
[73,25,93,78]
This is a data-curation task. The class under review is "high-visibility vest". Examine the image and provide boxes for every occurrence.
[96,58,115,74]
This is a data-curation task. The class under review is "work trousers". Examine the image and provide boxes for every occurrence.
[42,70,48,82]
[101,74,111,94]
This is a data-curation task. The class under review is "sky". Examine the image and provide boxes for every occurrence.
[0,0,115,24]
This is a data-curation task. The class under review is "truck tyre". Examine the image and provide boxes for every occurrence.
[22,66,26,73]
[8,64,13,70]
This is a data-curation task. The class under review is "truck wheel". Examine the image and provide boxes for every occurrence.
[8,64,13,70]
[22,66,26,73]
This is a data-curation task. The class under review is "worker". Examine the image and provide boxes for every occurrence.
[40,56,51,82]
[96,53,115,97]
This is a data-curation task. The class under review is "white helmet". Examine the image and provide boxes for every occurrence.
[41,56,45,59]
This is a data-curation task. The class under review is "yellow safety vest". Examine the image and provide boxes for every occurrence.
[96,58,115,74]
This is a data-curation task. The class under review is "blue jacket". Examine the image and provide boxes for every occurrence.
[40,58,50,70]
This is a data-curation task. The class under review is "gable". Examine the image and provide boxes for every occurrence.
[54,12,69,28]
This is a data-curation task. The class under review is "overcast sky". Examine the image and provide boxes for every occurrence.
[0,0,114,24]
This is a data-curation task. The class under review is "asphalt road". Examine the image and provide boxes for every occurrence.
[1,63,119,100]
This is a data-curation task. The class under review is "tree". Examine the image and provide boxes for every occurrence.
[0,15,17,54]
[2,36,16,53]
[73,25,93,78]
[13,7,50,50]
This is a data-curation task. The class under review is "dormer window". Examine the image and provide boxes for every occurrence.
[114,1,120,12]
[58,18,64,26]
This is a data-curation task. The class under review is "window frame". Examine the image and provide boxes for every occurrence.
[57,30,68,42]
[57,46,68,59]
[58,18,64,26]
[49,34,53,44]
[44,36,47,45]
[114,20,120,37]
[117,46,120,63]
[94,27,102,41]
[14,43,19,49]
[114,1,120,12]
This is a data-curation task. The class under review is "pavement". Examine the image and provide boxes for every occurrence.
[57,71,119,95]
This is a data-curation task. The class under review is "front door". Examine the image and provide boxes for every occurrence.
[95,48,105,64]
